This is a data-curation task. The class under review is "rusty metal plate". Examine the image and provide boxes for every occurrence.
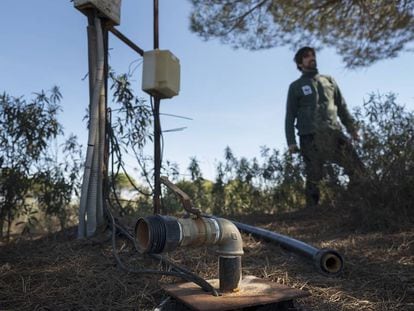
[161,275,310,311]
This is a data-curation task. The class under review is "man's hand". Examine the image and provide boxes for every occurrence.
[288,144,300,154]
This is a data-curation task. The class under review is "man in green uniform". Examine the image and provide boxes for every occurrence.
[285,46,364,208]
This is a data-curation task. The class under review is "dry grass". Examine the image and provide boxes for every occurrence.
[1,206,413,310]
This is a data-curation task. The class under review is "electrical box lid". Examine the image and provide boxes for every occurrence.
[142,50,181,99]
[74,0,121,26]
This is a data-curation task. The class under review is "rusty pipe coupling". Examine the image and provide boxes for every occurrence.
[135,215,244,292]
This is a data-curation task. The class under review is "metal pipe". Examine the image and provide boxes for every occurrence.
[135,215,244,292]
[232,221,344,276]
[219,256,241,292]
[153,0,159,50]
[153,98,161,214]
[108,27,144,56]
[152,0,162,215]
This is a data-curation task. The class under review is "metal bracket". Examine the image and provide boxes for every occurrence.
[160,176,201,217]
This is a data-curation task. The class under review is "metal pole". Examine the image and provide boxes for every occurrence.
[109,27,144,56]
[153,99,161,214]
[153,0,161,214]
[154,0,159,50]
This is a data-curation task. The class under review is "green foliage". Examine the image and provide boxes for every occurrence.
[0,169,31,237]
[105,71,153,217]
[108,71,154,196]
[259,147,305,212]
[346,93,414,230]
[187,157,212,212]
[110,72,153,151]
[0,88,63,238]
[189,0,414,68]
[213,146,305,215]
[162,146,306,216]
[0,88,62,167]
[34,135,83,229]
[0,88,84,238]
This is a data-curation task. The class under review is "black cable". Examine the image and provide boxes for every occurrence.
[149,253,219,296]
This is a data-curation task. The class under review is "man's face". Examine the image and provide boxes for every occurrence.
[299,51,317,71]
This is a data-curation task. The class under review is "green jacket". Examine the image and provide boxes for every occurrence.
[285,70,356,146]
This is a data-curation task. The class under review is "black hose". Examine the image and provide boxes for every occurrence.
[232,221,344,276]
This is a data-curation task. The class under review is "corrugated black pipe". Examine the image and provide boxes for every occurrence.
[232,221,344,276]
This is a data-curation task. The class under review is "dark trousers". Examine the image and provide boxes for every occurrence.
[299,130,365,207]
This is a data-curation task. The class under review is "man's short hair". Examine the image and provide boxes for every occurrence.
[294,46,315,71]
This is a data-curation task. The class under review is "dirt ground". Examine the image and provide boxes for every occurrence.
[0,206,413,311]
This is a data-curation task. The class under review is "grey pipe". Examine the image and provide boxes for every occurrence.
[78,16,105,238]
[96,46,107,229]
[232,221,344,276]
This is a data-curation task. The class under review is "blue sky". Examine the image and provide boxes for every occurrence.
[1,0,413,180]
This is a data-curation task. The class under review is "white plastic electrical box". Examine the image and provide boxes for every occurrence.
[142,50,180,99]
[74,0,121,26]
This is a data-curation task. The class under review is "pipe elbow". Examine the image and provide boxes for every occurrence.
[216,218,244,256]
